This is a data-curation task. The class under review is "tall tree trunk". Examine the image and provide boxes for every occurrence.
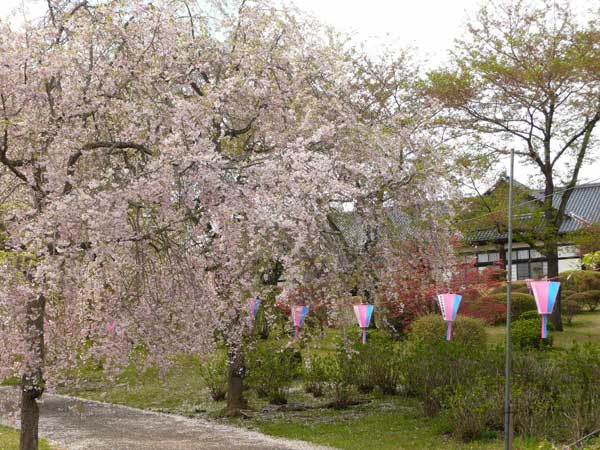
[546,243,564,331]
[20,294,45,450]
[224,347,247,417]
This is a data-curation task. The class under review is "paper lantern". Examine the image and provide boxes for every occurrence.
[353,304,374,344]
[291,305,309,339]
[437,293,462,341]
[529,280,560,338]
[249,298,261,319]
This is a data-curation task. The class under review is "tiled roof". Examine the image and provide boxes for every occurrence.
[469,181,600,243]
[532,182,600,233]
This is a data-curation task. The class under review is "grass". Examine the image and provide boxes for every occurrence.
[66,354,212,413]
[0,425,57,450]
[51,310,600,450]
[246,397,557,450]
[75,367,552,450]
[486,310,600,347]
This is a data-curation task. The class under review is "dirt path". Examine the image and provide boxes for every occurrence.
[0,388,333,450]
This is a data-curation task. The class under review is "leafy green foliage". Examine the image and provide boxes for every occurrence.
[302,355,328,398]
[512,319,553,350]
[491,292,537,320]
[559,344,600,442]
[321,342,357,408]
[199,352,228,402]
[246,343,302,405]
[350,332,404,395]
[582,251,600,270]
[560,270,600,294]
[561,297,582,326]
[445,376,503,441]
[567,291,600,312]
[409,314,487,347]
[404,342,503,417]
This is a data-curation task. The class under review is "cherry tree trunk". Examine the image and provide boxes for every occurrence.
[225,348,247,416]
[20,294,45,450]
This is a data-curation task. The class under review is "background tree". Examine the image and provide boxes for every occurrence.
[427,0,600,330]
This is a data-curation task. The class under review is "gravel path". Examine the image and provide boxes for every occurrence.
[0,388,334,450]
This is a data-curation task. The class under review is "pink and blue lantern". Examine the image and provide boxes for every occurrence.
[291,305,309,339]
[437,293,462,341]
[530,280,560,339]
[353,304,374,344]
[249,298,261,319]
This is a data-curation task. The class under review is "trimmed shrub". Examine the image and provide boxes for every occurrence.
[199,352,228,402]
[567,290,600,312]
[246,343,301,404]
[492,292,537,320]
[460,295,506,325]
[518,310,540,321]
[409,314,487,347]
[562,297,582,325]
[512,319,553,350]
[560,270,600,294]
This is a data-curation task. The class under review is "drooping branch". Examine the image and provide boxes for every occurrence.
[63,141,153,194]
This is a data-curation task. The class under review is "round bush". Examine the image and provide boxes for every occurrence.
[461,296,506,325]
[492,292,537,320]
[409,314,486,347]
[567,290,600,312]
[512,319,553,350]
[560,270,600,293]
[562,297,582,325]
[518,310,540,321]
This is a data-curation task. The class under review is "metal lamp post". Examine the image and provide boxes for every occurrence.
[504,149,515,449]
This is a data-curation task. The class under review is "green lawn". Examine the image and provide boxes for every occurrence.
[56,311,600,450]
[487,310,600,347]
[0,425,57,450]
[247,397,556,450]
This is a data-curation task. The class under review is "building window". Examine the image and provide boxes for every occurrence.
[558,245,578,258]
[516,263,529,280]
[530,249,543,258]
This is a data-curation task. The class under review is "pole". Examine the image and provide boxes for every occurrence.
[504,149,515,450]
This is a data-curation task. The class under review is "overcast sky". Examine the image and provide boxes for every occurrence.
[0,0,598,185]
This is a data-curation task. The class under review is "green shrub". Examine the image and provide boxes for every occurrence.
[562,297,582,325]
[511,351,562,439]
[323,342,356,408]
[445,376,503,441]
[303,355,328,397]
[246,343,301,404]
[512,319,553,350]
[492,292,537,319]
[518,310,539,321]
[199,352,228,402]
[560,270,600,294]
[409,314,487,347]
[490,280,529,295]
[567,290,600,312]
[558,344,600,442]
[404,342,503,416]
[351,336,403,395]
